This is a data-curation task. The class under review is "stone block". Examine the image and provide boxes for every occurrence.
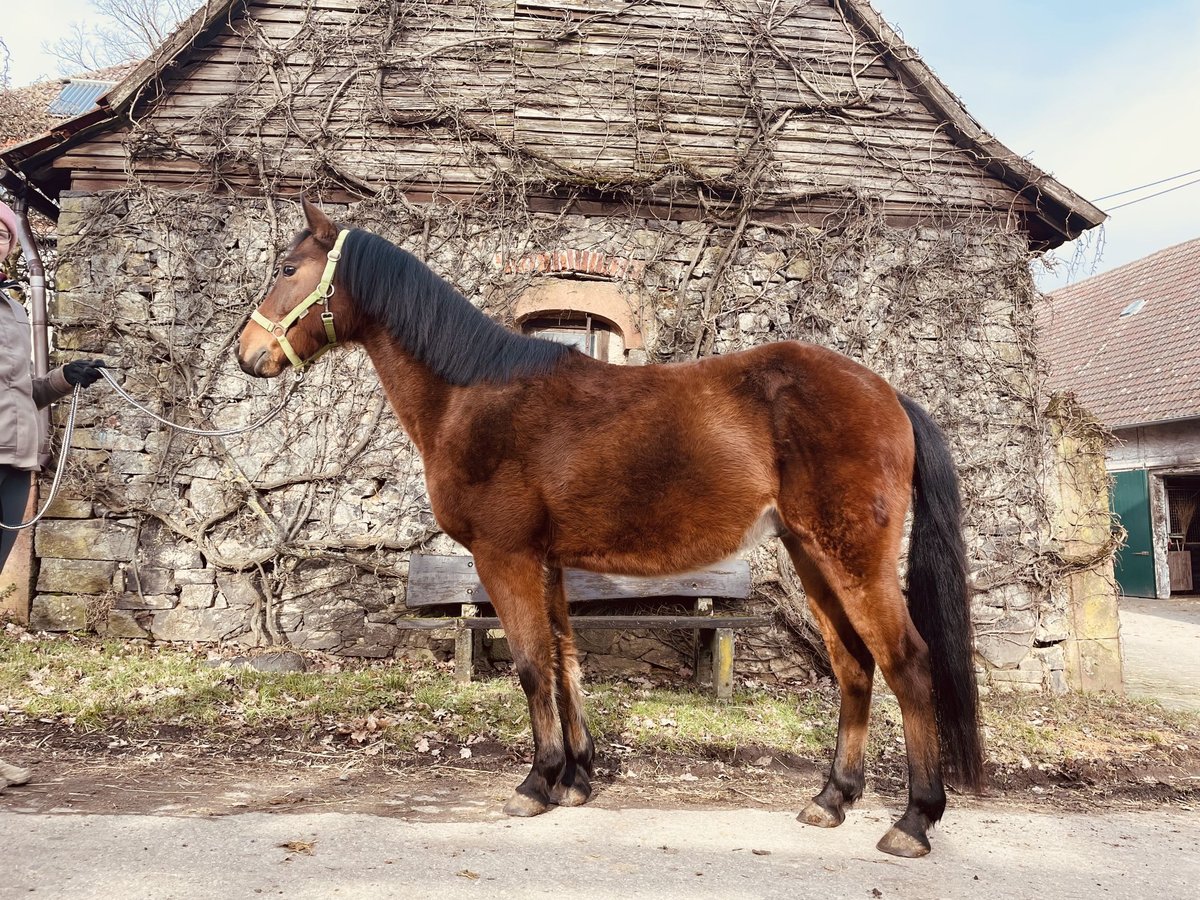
[139,527,203,569]
[110,451,156,475]
[1034,607,1071,645]
[113,593,176,610]
[30,595,92,632]
[216,573,261,607]
[100,609,151,640]
[1071,574,1121,641]
[37,558,117,595]
[124,566,175,595]
[42,496,93,518]
[785,256,812,280]
[177,569,217,586]
[179,584,216,610]
[977,581,1035,612]
[70,427,145,452]
[151,605,245,643]
[989,655,1045,691]
[35,519,136,562]
[1033,643,1066,672]
[1066,637,1124,694]
[340,623,400,658]
[975,612,1036,669]
[287,629,343,651]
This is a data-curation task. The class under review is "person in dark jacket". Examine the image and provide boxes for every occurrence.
[1,199,104,791]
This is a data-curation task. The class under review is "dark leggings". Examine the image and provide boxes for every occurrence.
[0,465,33,574]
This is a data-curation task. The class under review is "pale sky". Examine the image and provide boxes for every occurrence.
[4,0,1198,290]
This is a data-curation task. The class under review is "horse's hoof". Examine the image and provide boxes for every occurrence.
[503,792,551,817]
[876,825,931,858]
[551,781,591,807]
[798,801,844,828]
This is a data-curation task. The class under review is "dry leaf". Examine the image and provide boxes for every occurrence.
[279,840,316,855]
[456,870,479,880]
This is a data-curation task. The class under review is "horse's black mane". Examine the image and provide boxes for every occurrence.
[339,228,570,386]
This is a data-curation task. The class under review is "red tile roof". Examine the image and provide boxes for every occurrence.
[1041,237,1200,428]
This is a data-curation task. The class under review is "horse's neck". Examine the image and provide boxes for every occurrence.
[361,332,450,455]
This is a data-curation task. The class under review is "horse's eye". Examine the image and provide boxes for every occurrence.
[282,265,297,277]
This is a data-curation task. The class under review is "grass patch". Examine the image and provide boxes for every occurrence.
[979,690,1199,763]
[0,631,836,756]
[2,630,1196,767]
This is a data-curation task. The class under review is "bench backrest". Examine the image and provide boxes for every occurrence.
[406,554,751,609]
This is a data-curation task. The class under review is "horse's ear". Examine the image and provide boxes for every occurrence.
[301,197,338,247]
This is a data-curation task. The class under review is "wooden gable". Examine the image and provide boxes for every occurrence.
[7,0,1103,246]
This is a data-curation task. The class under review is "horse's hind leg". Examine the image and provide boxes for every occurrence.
[782,535,876,828]
[799,548,945,857]
[545,567,595,807]
[471,548,564,817]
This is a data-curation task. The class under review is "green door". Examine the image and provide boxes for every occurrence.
[1111,469,1157,598]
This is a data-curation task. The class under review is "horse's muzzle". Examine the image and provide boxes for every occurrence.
[238,346,274,378]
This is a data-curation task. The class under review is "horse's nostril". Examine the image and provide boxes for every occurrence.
[239,346,269,377]
[252,347,270,376]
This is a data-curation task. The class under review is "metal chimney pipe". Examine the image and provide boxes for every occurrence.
[9,191,50,378]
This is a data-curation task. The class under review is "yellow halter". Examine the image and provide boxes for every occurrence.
[250,229,349,368]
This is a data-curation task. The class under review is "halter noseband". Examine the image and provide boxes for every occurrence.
[251,228,349,368]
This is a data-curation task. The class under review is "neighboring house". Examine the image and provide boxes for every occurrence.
[0,0,1113,691]
[1043,237,1200,600]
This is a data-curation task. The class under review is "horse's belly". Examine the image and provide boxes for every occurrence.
[550,487,778,576]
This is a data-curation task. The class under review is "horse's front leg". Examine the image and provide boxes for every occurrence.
[472,547,564,817]
[545,565,594,807]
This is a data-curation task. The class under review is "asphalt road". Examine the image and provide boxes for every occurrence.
[2,801,1196,899]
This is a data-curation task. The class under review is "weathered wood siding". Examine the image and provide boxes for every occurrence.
[1108,421,1200,473]
[53,0,1034,220]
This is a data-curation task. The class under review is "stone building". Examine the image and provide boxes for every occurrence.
[0,0,1117,690]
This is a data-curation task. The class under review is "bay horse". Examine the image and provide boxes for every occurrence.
[237,199,984,857]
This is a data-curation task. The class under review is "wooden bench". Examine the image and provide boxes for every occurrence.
[402,554,769,698]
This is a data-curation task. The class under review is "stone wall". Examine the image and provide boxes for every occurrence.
[22,189,1117,689]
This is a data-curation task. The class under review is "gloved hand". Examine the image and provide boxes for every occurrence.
[62,359,107,388]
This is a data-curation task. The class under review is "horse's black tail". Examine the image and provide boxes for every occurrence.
[898,394,985,793]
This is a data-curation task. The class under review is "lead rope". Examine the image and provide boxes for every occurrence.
[0,385,81,532]
[96,367,298,437]
[1,368,300,531]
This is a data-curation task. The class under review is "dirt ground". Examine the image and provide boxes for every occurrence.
[3,718,1198,821]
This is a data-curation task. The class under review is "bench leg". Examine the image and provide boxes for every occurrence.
[694,598,713,687]
[713,628,734,700]
[454,628,473,683]
[455,603,479,684]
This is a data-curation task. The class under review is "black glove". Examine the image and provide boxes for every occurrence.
[62,359,106,388]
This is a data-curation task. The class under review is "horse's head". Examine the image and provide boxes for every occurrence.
[238,199,356,377]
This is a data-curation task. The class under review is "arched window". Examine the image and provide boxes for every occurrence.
[514,278,645,365]
[523,312,625,364]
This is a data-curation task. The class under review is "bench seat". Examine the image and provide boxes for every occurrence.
[400,554,770,698]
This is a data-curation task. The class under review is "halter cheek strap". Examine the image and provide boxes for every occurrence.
[251,229,349,368]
